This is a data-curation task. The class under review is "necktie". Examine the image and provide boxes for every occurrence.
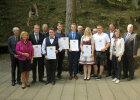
[72,32,75,39]
[36,35,39,43]
[125,33,131,42]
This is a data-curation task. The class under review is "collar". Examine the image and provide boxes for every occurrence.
[49,36,55,39]
[34,32,39,35]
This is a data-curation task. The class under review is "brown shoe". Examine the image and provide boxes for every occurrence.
[74,75,78,80]
[69,76,73,80]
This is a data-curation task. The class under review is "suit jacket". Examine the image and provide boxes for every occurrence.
[123,32,139,56]
[8,35,20,55]
[67,32,82,51]
[29,32,44,45]
[41,31,49,38]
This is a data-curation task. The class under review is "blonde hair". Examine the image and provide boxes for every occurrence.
[83,27,93,39]
[20,31,29,40]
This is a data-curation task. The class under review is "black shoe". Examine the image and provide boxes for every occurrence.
[31,80,36,84]
[12,82,16,86]
[22,86,26,89]
[17,81,22,85]
[106,74,111,77]
[122,76,128,79]
[93,74,98,78]
[39,79,45,83]
[52,81,55,85]
[96,75,102,80]
[45,81,50,85]
[127,77,133,81]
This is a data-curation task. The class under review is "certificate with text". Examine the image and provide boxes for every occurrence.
[70,40,79,51]
[33,45,42,58]
[46,46,56,59]
[83,45,91,57]
[59,37,69,49]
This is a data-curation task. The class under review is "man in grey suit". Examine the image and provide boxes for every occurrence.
[8,27,21,86]
[123,24,139,81]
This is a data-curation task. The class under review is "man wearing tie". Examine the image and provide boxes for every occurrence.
[42,28,59,85]
[123,24,139,81]
[67,23,82,80]
[29,24,44,83]
[8,27,21,86]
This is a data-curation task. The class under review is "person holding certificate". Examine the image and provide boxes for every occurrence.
[55,23,65,79]
[67,23,82,80]
[42,28,59,85]
[16,31,34,89]
[79,27,94,80]
[93,25,110,80]
[29,24,45,83]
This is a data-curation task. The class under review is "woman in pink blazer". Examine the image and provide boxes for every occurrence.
[16,31,34,89]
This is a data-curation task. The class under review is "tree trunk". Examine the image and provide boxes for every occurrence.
[132,0,139,9]
[65,0,76,34]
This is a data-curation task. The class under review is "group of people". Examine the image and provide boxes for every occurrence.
[8,23,139,89]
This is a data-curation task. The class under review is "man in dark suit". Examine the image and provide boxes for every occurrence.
[29,24,44,83]
[106,24,115,77]
[8,27,21,86]
[123,24,139,81]
[55,23,65,79]
[42,24,49,38]
[42,28,59,85]
[67,23,82,80]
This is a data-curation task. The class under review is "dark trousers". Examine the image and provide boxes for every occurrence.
[32,57,44,81]
[123,54,135,78]
[10,55,21,82]
[68,51,79,76]
[57,51,65,76]
[45,60,57,82]
[78,51,83,73]
[106,51,114,76]
[112,55,121,80]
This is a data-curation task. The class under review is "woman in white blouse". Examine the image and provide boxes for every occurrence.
[110,29,125,84]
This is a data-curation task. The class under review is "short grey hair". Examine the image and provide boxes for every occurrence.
[42,24,48,28]
[12,27,20,32]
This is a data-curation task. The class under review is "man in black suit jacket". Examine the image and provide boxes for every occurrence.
[29,24,45,83]
[41,24,49,38]
[8,27,21,86]
[42,28,59,85]
[123,24,139,81]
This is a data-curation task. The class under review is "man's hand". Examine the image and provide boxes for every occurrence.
[45,55,48,60]
[69,49,72,52]
[118,56,121,62]
[101,48,106,52]
[55,50,58,54]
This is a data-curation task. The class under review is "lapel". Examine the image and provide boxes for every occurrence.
[125,32,134,44]
[33,33,37,44]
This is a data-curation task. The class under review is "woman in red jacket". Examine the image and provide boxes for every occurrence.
[16,31,34,89]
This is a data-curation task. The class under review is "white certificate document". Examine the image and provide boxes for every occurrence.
[46,46,56,59]
[83,45,91,57]
[95,39,105,51]
[33,45,42,58]
[58,37,69,49]
[70,40,79,51]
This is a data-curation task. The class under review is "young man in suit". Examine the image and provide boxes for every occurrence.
[42,28,59,85]
[123,24,139,81]
[29,24,45,83]
[8,27,21,86]
[67,23,82,80]
[55,23,65,79]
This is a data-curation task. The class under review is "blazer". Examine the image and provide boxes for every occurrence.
[16,40,34,61]
[110,38,125,57]
[123,32,139,56]
[67,32,82,50]
[8,35,20,55]
[29,32,44,45]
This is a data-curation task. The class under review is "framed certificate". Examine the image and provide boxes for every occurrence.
[70,40,79,51]
[33,45,42,58]
[46,46,56,59]
[58,37,69,49]
[83,45,91,57]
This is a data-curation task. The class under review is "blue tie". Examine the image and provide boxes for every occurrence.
[72,32,75,39]
[36,34,39,43]
[125,33,131,42]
